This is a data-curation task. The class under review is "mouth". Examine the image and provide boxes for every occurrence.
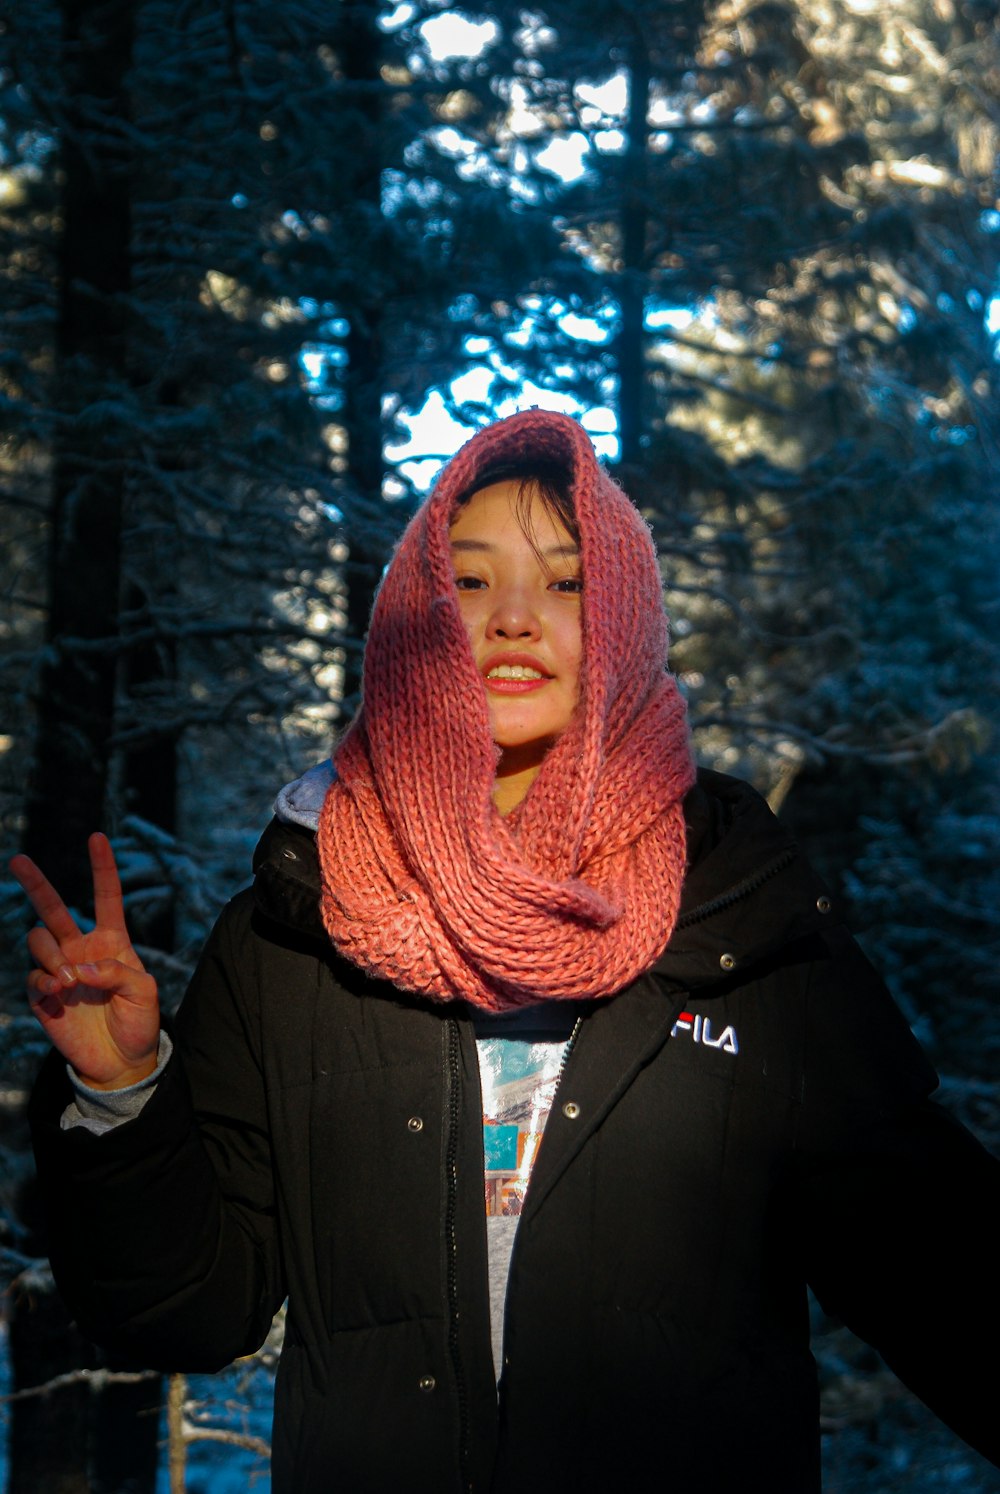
[487,663,545,681]
[482,653,553,693]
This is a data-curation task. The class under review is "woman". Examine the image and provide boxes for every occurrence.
[15,410,999,1492]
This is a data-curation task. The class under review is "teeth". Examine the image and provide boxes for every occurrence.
[488,663,545,680]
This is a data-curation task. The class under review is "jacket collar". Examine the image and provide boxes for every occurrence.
[657,768,835,991]
[252,816,326,939]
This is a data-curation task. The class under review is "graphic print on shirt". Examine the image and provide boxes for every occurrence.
[477,1037,566,1216]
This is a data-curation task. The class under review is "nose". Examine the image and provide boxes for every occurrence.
[486,580,541,641]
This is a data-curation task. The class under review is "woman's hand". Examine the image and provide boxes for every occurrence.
[10,833,160,1090]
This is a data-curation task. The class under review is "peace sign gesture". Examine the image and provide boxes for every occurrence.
[10,834,160,1090]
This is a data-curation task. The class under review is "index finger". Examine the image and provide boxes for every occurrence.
[88,832,128,933]
[8,854,82,944]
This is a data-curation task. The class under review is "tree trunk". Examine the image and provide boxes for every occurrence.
[337,0,388,707]
[22,0,134,896]
[12,4,162,1490]
[616,35,651,473]
[119,579,178,951]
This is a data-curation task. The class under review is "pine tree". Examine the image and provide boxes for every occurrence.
[467,0,1000,1065]
[0,2,592,1480]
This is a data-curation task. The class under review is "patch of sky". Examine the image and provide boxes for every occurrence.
[510,167,542,204]
[507,82,546,140]
[301,351,322,382]
[987,298,1000,336]
[388,372,619,490]
[432,125,476,159]
[560,312,611,343]
[535,132,590,181]
[581,406,617,435]
[511,143,531,178]
[516,74,629,171]
[301,346,346,385]
[650,97,684,128]
[385,390,473,490]
[478,71,627,186]
[513,296,615,347]
[646,305,695,332]
[231,192,248,208]
[966,288,983,312]
[451,367,494,404]
[379,2,417,33]
[420,11,498,59]
[515,16,557,55]
[897,304,917,333]
[578,74,628,119]
[300,345,345,410]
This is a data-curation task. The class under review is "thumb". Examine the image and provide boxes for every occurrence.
[72,959,158,1006]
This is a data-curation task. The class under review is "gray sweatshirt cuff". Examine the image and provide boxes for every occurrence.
[60,1031,174,1134]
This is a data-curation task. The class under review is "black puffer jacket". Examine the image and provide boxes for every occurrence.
[30,770,999,1492]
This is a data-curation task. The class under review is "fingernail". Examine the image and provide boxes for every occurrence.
[40,976,60,996]
[58,966,75,986]
[76,963,100,980]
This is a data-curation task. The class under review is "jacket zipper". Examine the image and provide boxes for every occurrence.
[445,1019,472,1490]
[555,1014,585,1090]
[496,1012,585,1390]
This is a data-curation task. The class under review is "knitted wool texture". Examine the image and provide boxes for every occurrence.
[317,409,695,1011]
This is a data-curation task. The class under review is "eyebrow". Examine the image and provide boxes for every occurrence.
[450,538,580,558]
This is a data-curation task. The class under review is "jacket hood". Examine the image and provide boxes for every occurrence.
[253,766,837,994]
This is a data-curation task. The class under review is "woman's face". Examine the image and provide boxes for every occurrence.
[450,479,582,806]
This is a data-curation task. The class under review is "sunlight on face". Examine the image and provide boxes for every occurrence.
[450,480,582,812]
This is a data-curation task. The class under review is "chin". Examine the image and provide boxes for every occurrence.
[493,734,561,770]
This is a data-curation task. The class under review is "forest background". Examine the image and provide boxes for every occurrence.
[0,0,998,1489]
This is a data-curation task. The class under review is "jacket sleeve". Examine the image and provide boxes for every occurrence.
[793,923,999,1466]
[28,890,285,1373]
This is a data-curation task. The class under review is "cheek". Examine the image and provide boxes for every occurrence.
[455,597,483,648]
[561,616,583,693]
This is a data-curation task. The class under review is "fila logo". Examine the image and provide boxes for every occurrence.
[671,1011,739,1055]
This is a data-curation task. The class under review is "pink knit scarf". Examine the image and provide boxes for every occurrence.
[317,409,695,1011]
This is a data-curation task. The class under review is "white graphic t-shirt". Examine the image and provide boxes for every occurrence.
[472,1003,587,1382]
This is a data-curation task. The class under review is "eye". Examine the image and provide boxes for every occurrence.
[454,574,487,591]
[549,575,582,594]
